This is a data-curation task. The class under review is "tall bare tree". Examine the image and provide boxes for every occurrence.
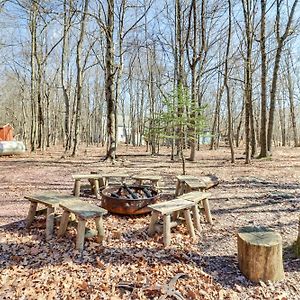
[105,0,116,161]
[225,0,234,163]
[258,0,268,158]
[72,0,89,156]
[267,0,299,152]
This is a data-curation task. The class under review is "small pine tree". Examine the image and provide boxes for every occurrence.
[145,87,206,174]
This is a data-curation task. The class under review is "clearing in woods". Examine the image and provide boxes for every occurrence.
[0,145,299,299]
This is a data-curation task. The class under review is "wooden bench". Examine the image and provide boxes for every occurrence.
[25,194,75,240]
[72,174,104,198]
[132,175,162,188]
[177,191,212,225]
[58,199,107,251]
[101,172,130,187]
[175,175,218,196]
[148,199,196,247]
[72,173,130,198]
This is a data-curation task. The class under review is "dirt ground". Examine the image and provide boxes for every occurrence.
[0,144,299,299]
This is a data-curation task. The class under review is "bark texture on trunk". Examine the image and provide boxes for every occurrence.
[238,227,284,282]
[105,0,116,161]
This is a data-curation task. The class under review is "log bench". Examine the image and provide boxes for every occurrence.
[25,194,75,240]
[176,191,212,226]
[101,173,130,187]
[132,175,162,189]
[148,199,197,247]
[175,175,219,196]
[72,174,104,198]
[72,173,130,198]
[58,199,107,251]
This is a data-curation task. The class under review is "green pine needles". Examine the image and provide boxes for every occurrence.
[145,87,206,174]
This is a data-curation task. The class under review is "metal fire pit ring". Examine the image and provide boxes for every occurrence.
[100,185,159,215]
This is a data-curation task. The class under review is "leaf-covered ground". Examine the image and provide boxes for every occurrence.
[0,145,299,299]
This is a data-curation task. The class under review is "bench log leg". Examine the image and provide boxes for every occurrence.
[152,180,158,187]
[76,219,87,251]
[135,179,142,186]
[172,211,180,221]
[99,177,106,188]
[148,211,160,236]
[26,202,37,228]
[191,205,201,232]
[46,207,55,240]
[179,183,186,196]
[163,214,171,247]
[175,180,181,197]
[88,179,96,194]
[94,180,100,199]
[95,216,105,243]
[74,179,81,197]
[183,209,196,239]
[203,198,213,224]
[58,211,70,237]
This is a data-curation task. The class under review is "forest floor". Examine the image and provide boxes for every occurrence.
[0,144,299,300]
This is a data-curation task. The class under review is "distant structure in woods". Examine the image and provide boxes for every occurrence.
[0,124,13,141]
[199,131,211,145]
[0,123,26,155]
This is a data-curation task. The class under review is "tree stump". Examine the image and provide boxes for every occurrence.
[237,226,284,282]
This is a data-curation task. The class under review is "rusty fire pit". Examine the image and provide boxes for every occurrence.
[101,185,159,215]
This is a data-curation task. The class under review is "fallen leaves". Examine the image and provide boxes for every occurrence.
[1,146,300,299]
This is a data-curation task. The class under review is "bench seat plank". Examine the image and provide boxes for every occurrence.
[148,199,194,215]
[132,175,162,181]
[25,194,75,207]
[72,174,103,180]
[59,200,107,220]
[102,173,130,178]
[184,178,207,189]
[177,192,211,202]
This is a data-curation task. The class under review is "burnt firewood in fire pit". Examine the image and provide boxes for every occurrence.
[117,186,123,195]
[142,187,152,198]
[110,192,120,198]
[123,183,139,199]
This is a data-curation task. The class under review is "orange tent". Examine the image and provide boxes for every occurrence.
[0,124,14,141]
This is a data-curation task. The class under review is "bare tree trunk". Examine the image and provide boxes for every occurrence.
[286,52,299,147]
[61,0,72,152]
[36,51,44,150]
[29,0,38,152]
[242,0,255,164]
[267,0,299,152]
[114,0,126,148]
[72,0,89,156]
[279,96,286,146]
[225,0,234,163]
[187,0,200,161]
[210,71,224,150]
[175,0,186,174]
[236,101,244,148]
[105,0,116,161]
[258,0,268,158]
